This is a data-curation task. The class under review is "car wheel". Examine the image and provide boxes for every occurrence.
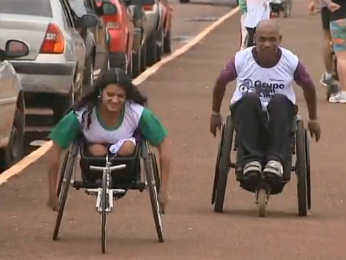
[163,28,172,54]
[0,108,24,170]
[82,57,94,95]
[146,30,158,66]
[140,44,147,72]
[156,27,164,61]
[132,50,141,78]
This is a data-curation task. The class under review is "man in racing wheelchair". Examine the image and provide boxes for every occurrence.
[46,68,171,212]
[210,19,321,182]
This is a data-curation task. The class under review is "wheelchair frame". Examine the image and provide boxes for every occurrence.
[211,114,312,217]
[52,136,164,253]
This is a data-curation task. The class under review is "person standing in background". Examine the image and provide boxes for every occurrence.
[239,0,248,50]
[244,0,271,47]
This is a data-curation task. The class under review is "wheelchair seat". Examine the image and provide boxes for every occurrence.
[78,136,141,188]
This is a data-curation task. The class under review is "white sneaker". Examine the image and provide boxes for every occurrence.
[263,160,283,178]
[243,161,262,176]
[328,91,346,103]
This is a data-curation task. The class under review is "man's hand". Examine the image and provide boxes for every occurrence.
[308,1,316,13]
[307,119,321,142]
[210,113,222,137]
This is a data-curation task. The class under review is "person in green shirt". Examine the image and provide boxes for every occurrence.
[239,0,248,50]
[46,68,171,212]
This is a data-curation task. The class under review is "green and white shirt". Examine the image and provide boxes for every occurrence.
[49,102,168,150]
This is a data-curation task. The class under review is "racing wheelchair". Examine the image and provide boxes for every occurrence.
[211,109,311,217]
[269,0,292,18]
[52,132,164,254]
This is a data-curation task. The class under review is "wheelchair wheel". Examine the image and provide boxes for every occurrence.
[214,116,233,213]
[257,189,267,217]
[150,153,161,194]
[52,144,77,240]
[57,151,69,196]
[211,117,226,205]
[283,0,292,18]
[101,169,108,254]
[144,151,164,242]
[305,129,312,210]
[295,120,308,217]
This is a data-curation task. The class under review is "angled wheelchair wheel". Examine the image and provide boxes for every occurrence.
[151,153,161,194]
[211,118,226,205]
[295,120,308,217]
[214,115,233,213]
[101,169,108,254]
[305,129,312,210]
[52,142,78,240]
[144,150,164,242]
[57,151,70,196]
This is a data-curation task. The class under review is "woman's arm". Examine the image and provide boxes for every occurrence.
[156,138,171,193]
[47,143,63,196]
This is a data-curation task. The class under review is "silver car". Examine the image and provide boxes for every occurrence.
[0,0,98,139]
[0,40,29,170]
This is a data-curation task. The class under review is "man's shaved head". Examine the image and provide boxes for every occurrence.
[256,19,281,35]
[254,19,282,58]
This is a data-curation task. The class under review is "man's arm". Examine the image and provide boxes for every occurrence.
[212,58,237,113]
[294,61,318,120]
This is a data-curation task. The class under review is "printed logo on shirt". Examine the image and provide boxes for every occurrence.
[238,79,285,100]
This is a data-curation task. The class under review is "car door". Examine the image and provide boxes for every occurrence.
[85,0,108,69]
[0,61,19,148]
[60,0,86,92]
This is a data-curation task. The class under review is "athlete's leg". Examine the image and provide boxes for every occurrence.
[240,13,248,50]
[320,7,334,86]
[329,19,346,103]
[246,27,256,47]
[231,94,267,176]
[264,94,295,178]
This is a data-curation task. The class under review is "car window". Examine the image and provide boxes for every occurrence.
[67,0,87,18]
[0,0,53,17]
[60,0,76,27]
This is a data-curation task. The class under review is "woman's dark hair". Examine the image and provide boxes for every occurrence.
[73,68,148,129]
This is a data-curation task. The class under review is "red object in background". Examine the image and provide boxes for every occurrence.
[158,0,173,37]
[98,0,134,58]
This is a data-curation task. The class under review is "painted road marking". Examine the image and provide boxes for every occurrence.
[0,7,239,186]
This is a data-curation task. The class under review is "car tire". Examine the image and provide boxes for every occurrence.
[132,50,141,78]
[0,108,24,170]
[140,44,147,72]
[163,28,172,54]
[146,30,158,67]
[82,57,94,97]
[156,27,164,61]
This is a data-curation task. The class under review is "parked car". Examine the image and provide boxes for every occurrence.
[95,0,143,77]
[0,40,29,170]
[0,0,98,141]
[134,0,172,66]
[72,0,110,80]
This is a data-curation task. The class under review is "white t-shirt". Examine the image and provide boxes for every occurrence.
[231,47,299,108]
[244,0,271,28]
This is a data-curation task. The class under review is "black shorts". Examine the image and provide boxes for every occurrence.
[321,7,330,31]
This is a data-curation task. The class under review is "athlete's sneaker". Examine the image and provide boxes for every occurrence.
[263,160,283,178]
[243,161,262,177]
[328,91,346,103]
[320,73,333,87]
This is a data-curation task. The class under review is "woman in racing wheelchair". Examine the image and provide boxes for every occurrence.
[46,68,171,212]
[210,20,321,182]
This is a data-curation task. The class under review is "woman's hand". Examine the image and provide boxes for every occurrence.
[47,194,60,211]
[158,189,170,213]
